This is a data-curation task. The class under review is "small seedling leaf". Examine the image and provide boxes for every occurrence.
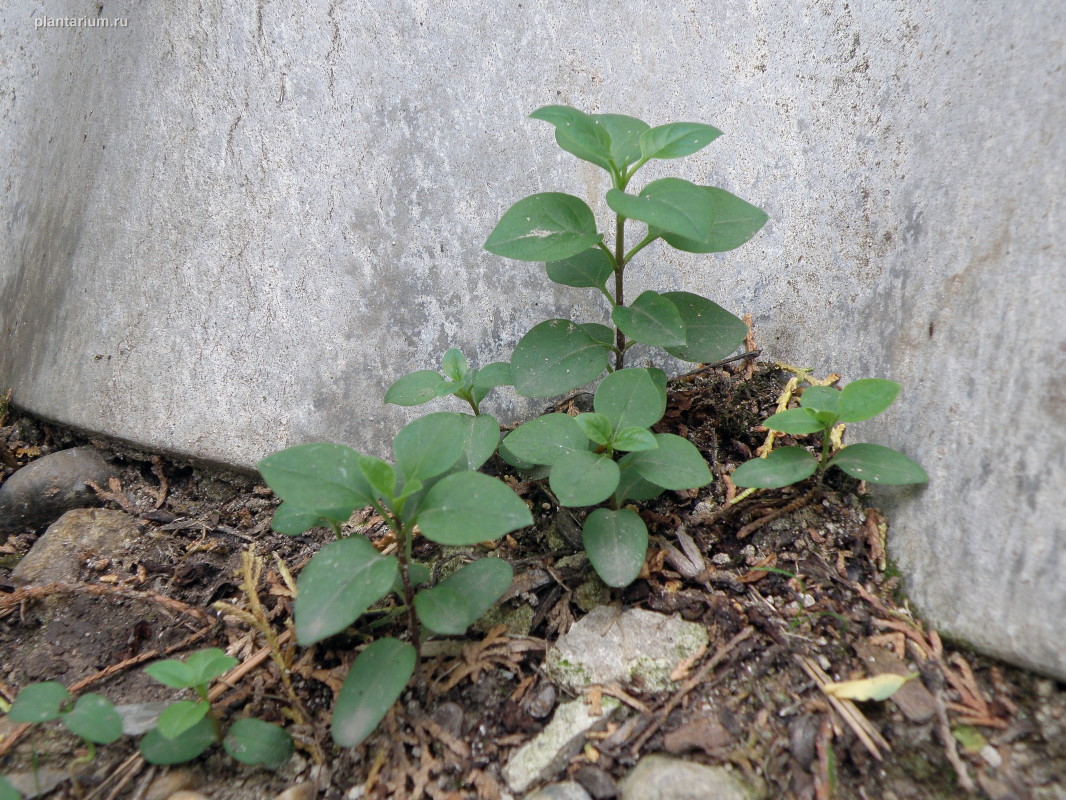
[800,385,840,415]
[837,379,901,423]
[612,291,687,347]
[763,407,825,435]
[606,178,716,241]
[502,413,588,466]
[63,694,123,744]
[419,471,533,545]
[356,455,396,500]
[613,426,659,452]
[415,558,514,635]
[458,413,500,472]
[545,248,614,289]
[485,193,602,262]
[627,434,712,490]
[549,450,621,507]
[592,113,650,169]
[384,370,448,407]
[156,700,210,740]
[472,362,513,403]
[583,508,649,588]
[294,538,398,645]
[393,412,468,482]
[828,444,928,484]
[224,718,294,768]
[731,446,819,488]
[659,186,768,253]
[258,443,374,522]
[575,413,613,446]
[8,682,70,723]
[529,105,614,171]
[332,638,416,748]
[578,322,615,348]
[183,649,239,687]
[270,502,327,536]
[659,292,748,363]
[510,319,610,397]
[440,348,468,381]
[823,672,917,702]
[139,715,216,765]
[639,122,722,160]
[594,368,666,432]
[144,660,195,690]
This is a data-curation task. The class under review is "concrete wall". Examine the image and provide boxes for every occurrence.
[2,2,1064,677]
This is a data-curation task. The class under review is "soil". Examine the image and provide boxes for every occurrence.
[1,364,1064,800]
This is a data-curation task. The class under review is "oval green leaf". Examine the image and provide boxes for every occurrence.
[139,715,216,765]
[592,113,650,169]
[627,434,713,490]
[660,186,768,253]
[659,292,748,363]
[731,447,819,488]
[183,649,239,686]
[294,537,398,645]
[502,413,587,466]
[271,502,327,536]
[223,718,294,768]
[257,443,373,522]
[529,105,614,171]
[485,193,603,262]
[549,450,620,507]
[459,413,500,472]
[545,248,614,288]
[594,368,666,432]
[440,348,468,381]
[8,682,70,723]
[419,471,533,545]
[415,557,514,635]
[606,178,715,241]
[472,361,513,404]
[384,370,448,407]
[156,700,210,741]
[639,122,722,160]
[829,444,928,484]
[579,322,615,348]
[356,455,396,500]
[62,693,123,744]
[393,412,468,482]
[332,638,416,748]
[510,319,610,397]
[613,426,658,452]
[837,379,901,423]
[612,291,687,347]
[582,508,649,588]
[574,412,612,446]
[763,407,825,435]
[800,386,840,415]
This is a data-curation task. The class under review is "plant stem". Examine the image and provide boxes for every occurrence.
[328,521,342,540]
[396,522,421,663]
[195,688,224,742]
[614,213,626,370]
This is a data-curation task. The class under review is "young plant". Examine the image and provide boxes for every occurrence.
[6,682,122,763]
[484,106,767,396]
[140,648,293,768]
[257,410,532,747]
[731,379,928,488]
[500,367,711,587]
[385,347,512,415]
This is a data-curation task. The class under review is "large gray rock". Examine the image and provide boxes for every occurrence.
[620,755,754,800]
[0,446,115,537]
[1,3,1064,679]
[11,508,139,585]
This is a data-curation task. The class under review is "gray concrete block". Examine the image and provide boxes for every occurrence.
[1,2,1063,677]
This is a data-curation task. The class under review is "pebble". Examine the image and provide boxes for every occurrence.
[274,783,317,800]
[573,764,618,799]
[144,767,203,800]
[0,446,115,538]
[165,793,209,800]
[11,508,139,585]
[620,755,753,800]
[3,769,68,798]
[525,781,592,800]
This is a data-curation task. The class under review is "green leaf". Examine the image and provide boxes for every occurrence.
[545,248,614,289]
[731,447,819,488]
[384,370,448,407]
[485,193,603,262]
[183,649,239,687]
[156,700,210,740]
[139,715,216,765]
[393,412,468,482]
[612,291,687,347]
[223,718,294,768]
[271,502,327,536]
[574,413,613,446]
[472,362,513,404]
[627,434,712,490]
[144,660,194,690]
[418,472,533,545]
[294,537,398,645]
[579,322,615,348]
[458,413,500,472]
[8,682,70,723]
[614,460,665,504]
[594,368,667,433]
[659,187,768,253]
[639,122,722,160]
[0,775,21,800]
[800,386,840,415]
[502,414,587,466]
[763,407,826,435]
[332,638,416,748]
[440,349,468,381]
[529,105,614,171]
[592,113,650,168]
[613,426,658,452]
[837,379,901,423]
[582,508,649,588]
[549,451,620,507]
[829,444,928,484]
[61,694,123,744]
[258,443,373,522]
[356,455,396,500]
[510,319,610,397]
[606,178,715,241]
[659,292,748,363]
[415,558,514,635]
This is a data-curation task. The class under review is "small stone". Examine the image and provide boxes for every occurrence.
[526,683,558,719]
[981,744,1003,769]
[662,714,734,755]
[0,446,115,537]
[503,697,621,794]
[431,701,465,738]
[546,606,708,693]
[525,781,592,800]
[711,553,731,566]
[165,793,209,800]
[573,576,611,613]
[4,769,68,798]
[620,755,754,800]
[11,508,139,585]
[574,764,618,799]
[275,783,317,800]
[144,768,203,800]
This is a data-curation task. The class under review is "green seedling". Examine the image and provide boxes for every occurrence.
[141,648,293,767]
[6,682,122,763]
[258,410,532,747]
[385,347,512,415]
[484,106,767,396]
[731,379,928,488]
[501,367,711,587]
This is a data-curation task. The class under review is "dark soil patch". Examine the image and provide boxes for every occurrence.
[1,366,1064,800]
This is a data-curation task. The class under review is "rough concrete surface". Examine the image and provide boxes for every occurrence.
[1,4,1063,676]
